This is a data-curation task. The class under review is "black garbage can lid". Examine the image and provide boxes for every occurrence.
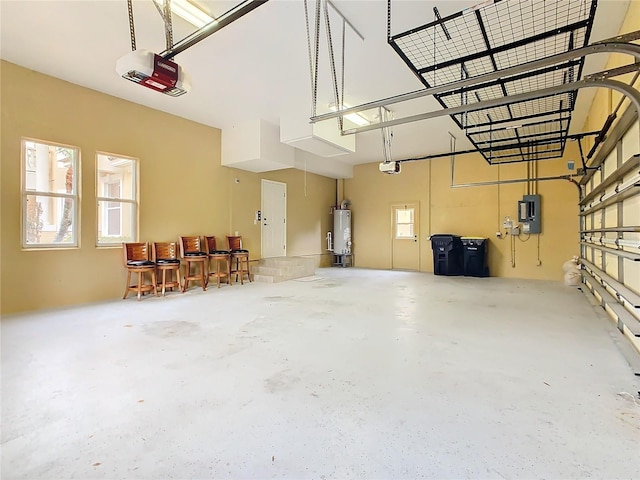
[461,237,488,245]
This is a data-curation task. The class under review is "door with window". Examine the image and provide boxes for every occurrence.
[261,180,287,258]
[392,203,420,270]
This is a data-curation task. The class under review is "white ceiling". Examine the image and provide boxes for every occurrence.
[0,0,631,178]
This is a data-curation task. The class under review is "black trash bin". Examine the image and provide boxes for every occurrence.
[430,234,463,276]
[461,237,489,277]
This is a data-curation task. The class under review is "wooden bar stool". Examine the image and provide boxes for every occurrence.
[122,242,158,301]
[179,236,208,292]
[204,236,231,288]
[152,242,181,296]
[227,235,251,285]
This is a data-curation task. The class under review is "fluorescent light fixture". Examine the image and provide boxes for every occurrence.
[329,103,370,126]
[344,112,370,126]
[171,0,215,28]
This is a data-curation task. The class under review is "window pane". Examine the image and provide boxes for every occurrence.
[25,195,76,245]
[396,208,414,224]
[24,140,77,194]
[97,154,135,200]
[107,182,121,198]
[396,224,414,239]
[98,200,135,243]
[107,206,121,236]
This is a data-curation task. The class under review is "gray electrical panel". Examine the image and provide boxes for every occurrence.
[518,194,541,234]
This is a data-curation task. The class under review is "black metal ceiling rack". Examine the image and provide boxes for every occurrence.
[388,0,598,164]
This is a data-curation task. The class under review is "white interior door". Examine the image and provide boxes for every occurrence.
[391,203,420,270]
[261,179,287,258]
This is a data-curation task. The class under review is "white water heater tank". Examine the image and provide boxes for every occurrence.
[333,209,351,254]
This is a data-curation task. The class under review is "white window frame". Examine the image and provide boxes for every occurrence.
[96,153,139,247]
[395,207,415,239]
[21,137,80,249]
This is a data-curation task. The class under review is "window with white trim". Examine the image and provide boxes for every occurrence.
[395,207,415,239]
[21,138,79,248]
[96,153,138,246]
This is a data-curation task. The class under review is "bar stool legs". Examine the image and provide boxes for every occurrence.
[157,265,181,296]
[123,267,158,301]
[230,253,251,285]
[182,258,207,292]
[208,254,230,288]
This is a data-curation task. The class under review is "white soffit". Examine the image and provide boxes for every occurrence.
[222,119,295,173]
[280,114,355,157]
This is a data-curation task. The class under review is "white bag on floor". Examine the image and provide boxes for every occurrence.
[563,256,581,272]
[564,268,582,286]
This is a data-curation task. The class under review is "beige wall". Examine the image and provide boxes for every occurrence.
[226,167,335,261]
[3,2,637,313]
[345,151,580,280]
[1,61,335,314]
[344,1,640,282]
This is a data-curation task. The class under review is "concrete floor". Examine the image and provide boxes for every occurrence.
[2,268,639,479]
